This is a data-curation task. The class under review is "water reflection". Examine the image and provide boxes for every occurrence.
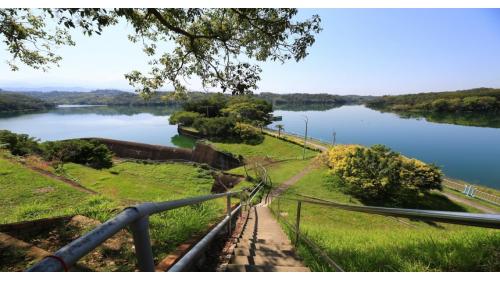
[272,105,500,189]
[393,111,500,129]
[0,105,191,148]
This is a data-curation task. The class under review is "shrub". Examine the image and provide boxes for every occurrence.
[192,116,235,138]
[42,139,114,169]
[0,130,41,156]
[325,144,442,203]
[233,122,264,144]
[221,96,273,126]
[169,111,201,126]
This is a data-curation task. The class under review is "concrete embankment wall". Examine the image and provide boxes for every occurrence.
[84,138,193,161]
[82,138,242,170]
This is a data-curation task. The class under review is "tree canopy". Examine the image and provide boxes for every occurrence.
[324,144,442,205]
[366,88,500,113]
[0,8,321,96]
[0,92,55,112]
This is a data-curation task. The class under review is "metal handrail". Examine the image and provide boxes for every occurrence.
[442,178,500,206]
[270,193,500,272]
[286,194,500,229]
[27,182,264,272]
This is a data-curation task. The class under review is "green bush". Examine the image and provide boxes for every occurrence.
[233,122,264,144]
[169,111,201,126]
[0,130,41,156]
[42,139,114,169]
[192,116,236,138]
[325,144,442,204]
[221,96,273,126]
[192,117,264,144]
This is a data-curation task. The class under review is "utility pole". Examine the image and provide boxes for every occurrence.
[332,131,336,146]
[302,115,308,159]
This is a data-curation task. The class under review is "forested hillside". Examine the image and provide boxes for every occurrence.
[366,88,500,113]
[1,90,372,110]
[258,92,371,106]
[0,92,55,112]
[19,90,204,106]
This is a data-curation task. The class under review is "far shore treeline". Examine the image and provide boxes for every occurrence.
[0,87,499,115]
[366,88,500,113]
[0,89,367,112]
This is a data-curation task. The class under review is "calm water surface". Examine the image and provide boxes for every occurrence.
[0,106,196,148]
[0,105,499,189]
[271,105,500,189]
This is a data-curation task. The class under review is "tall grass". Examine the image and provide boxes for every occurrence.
[269,165,500,271]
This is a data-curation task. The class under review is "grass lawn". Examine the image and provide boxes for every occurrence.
[270,165,500,272]
[265,159,314,186]
[1,153,241,268]
[62,161,215,203]
[0,153,90,224]
[210,135,318,161]
[60,161,238,261]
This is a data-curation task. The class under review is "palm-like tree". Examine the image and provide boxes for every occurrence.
[276,124,284,137]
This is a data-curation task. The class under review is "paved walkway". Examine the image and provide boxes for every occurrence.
[225,206,309,272]
[438,191,497,214]
[264,129,328,152]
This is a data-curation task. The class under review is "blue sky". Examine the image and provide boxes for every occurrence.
[1,8,499,95]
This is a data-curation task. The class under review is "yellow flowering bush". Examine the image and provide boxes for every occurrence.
[324,144,442,202]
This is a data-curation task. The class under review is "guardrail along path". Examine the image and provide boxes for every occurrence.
[225,206,309,272]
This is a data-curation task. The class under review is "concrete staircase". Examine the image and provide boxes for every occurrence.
[226,206,309,272]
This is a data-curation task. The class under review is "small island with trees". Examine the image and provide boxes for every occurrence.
[170,94,273,144]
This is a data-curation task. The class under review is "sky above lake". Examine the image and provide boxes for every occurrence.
[1,8,500,95]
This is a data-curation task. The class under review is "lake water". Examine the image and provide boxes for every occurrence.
[0,105,499,189]
[0,106,196,149]
[271,105,500,189]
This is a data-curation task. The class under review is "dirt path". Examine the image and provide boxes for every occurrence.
[264,162,316,205]
[5,156,98,195]
[439,191,497,214]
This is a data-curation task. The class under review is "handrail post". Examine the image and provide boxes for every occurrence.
[239,192,244,218]
[130,216,155,272]
[295,200,302,247]
[277,197,281,218]
[227,194,232,237]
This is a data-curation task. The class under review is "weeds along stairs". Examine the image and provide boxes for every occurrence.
[225,204,310,272]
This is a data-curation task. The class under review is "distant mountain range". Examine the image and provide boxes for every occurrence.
[0,86,98,92]
[0,88,376,113]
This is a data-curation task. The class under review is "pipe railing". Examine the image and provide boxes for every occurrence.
[28,182,265,272]
[270,193,500,272]
[442,178,500,206]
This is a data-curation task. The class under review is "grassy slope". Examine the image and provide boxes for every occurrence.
[445,188,500,213]
[0,154,234,265]
[269,165,500,271]
[60,161,233,260]
[0,154,90,224]
[62,161,215,202]
[211,135,317,161]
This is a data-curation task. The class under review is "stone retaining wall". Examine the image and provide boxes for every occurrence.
[84,138,193,161]
[82,138,242,170]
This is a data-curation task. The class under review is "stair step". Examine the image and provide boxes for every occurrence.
[241,233,288,240]
[230,255,304,267]
[237,238,290,245]
[226,264,310,272]
[235,244,294,251]
[233,248,298,258]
